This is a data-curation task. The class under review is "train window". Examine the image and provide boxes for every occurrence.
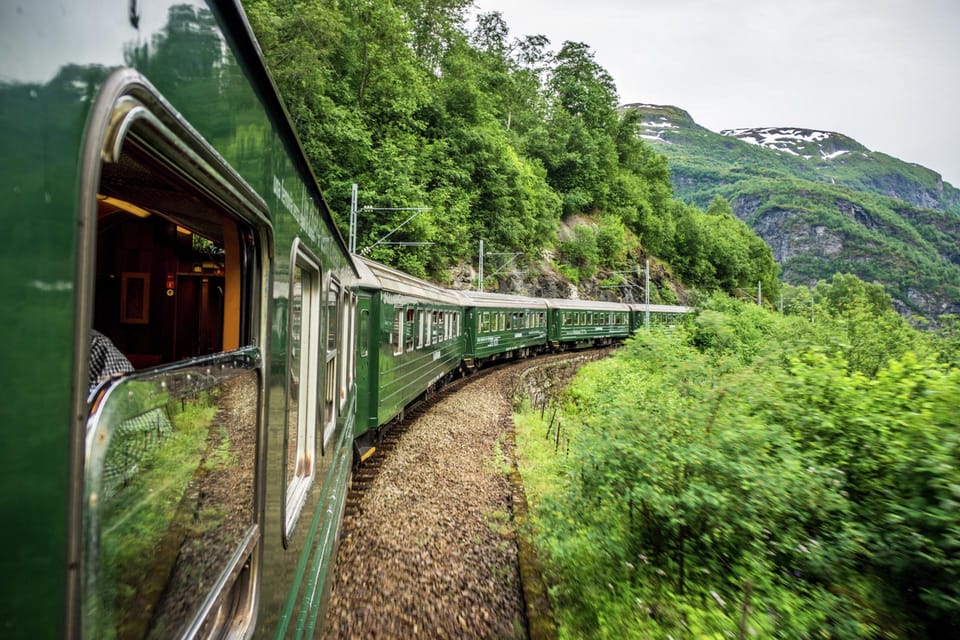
[81,81,270,640]
[392,309,403,355]
[347,293,356,389]
[286,245,321,540]
[405,308,415,352]
[417,309,425,349]
[337,287,350,411]
[359,309,370,358]
[481,312,490,333]
[323,280,340,447]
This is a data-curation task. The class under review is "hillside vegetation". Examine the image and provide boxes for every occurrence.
[243,1,779,302]
[630,104,960,319]
[516,276,960,638]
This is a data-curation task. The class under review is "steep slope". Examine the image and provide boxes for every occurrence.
[624,103,960,319]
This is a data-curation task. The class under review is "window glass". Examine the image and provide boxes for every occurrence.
[85,359,259,640]
[393,309,403,355]
[359,309,369,358]
[323,280,340,447]
[286,248,320,535]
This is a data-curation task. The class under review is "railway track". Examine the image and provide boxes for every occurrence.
[324,351,610,640]
[342,364,499,529]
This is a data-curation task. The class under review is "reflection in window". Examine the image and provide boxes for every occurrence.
[84,359,259,640]
[323,280,340,449]
[286,247,320,537]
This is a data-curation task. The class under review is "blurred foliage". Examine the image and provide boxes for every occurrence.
[243,1,779,297]
[516,279,960,638]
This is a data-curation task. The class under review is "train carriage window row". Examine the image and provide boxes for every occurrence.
[560,311,629,326]
[478,311,546,333]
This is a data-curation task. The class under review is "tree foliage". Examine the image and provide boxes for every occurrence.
[516,285,960,638]
[243,0,779,296]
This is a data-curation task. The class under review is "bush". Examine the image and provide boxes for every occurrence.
[516,296,960,638]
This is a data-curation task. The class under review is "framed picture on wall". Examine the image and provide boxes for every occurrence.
[120,272,150,324]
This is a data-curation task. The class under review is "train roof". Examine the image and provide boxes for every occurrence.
[457,290,549,311]
[543,298,632,312]
[627,303,694,314]
[356,256,465,306]
[352,254,382,291]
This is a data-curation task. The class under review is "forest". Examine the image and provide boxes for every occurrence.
[244,0,778,299]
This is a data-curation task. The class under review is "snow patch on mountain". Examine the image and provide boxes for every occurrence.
[720,127,859,161]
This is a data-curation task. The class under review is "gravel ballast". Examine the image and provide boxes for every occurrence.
[321,364,529,640]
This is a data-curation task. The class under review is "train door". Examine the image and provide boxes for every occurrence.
[74,74,270,640]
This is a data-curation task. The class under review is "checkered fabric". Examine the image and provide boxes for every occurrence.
[90,329,134,391]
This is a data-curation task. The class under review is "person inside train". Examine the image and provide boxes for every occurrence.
[89,329,133,393]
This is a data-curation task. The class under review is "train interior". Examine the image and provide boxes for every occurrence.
[83,121,261,639]
[93,136,246,370]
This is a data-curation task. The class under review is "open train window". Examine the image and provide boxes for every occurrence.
[79,76,269,640]
[323,279,340,449]
[285,241,321,541]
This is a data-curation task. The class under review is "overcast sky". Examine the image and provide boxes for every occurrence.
[474,0,960,187]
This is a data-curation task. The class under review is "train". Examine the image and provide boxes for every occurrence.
[0,2,690,638]
[351,256,690,460]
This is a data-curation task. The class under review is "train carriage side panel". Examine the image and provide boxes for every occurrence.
[358,258,465,429]
[546,298,632,348]
[459,290,548,365]
[0,2,357,637]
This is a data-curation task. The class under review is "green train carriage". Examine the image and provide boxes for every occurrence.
[546,298,633,349]
[1,2,357,637]
[628,303,695,331]
[352,257,465,456]
[459,290,549,367]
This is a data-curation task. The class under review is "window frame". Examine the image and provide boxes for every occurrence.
[284,240,322,541]
[75,70,271,640]
[322,278,341,450]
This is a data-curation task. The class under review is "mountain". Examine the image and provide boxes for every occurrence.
[624,103,960,319]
